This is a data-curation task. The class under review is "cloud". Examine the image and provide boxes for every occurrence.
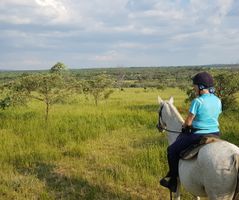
[35,0,70,23]
[0,0,72,25]
[189,0,235,25]
[0,0,239,69]
[0,15,31,25]
[93,50,124,62]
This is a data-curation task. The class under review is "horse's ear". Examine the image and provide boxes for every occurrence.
[158,96,163,104]
[169,96,174,104]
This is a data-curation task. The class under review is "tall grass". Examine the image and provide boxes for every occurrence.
[0,88,237,199]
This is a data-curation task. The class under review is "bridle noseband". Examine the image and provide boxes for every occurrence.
[157,103,182,134]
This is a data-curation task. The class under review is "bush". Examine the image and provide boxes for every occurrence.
[184,72,239,111]
[214,72,239,110]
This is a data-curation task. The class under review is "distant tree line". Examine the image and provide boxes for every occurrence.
[1,64,239,115]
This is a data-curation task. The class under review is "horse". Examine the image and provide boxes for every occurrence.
[157,96,239,200]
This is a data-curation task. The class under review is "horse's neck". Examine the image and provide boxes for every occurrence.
[167,124,182,145]
[164,105,184,145]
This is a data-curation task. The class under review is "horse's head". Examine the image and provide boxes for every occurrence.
[157,96,184,145]
[157,96,173,132]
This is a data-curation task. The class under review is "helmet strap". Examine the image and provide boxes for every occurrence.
[198,85,211,96]
[198,84,206,90]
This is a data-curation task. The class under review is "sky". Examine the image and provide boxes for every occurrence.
[0,0,239,70]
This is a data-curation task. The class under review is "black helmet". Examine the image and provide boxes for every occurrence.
[192,72,214,88]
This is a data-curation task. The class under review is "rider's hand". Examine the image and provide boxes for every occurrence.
[181,125,192,134]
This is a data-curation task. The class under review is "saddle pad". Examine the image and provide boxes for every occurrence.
[180,136,221,160]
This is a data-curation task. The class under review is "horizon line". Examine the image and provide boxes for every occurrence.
[0,63,238,72]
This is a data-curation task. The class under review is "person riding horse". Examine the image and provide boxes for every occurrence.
[160,72,222,192]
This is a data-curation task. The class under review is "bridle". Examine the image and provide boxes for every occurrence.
[157,103,182,134]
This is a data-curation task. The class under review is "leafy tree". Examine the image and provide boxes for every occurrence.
[50,62,77,92]
[50,62,67,74]
[83,74,113,106]
[1,72,78,122]
[22,73,69,121]
[0,78,29,108]
[214,72,239,110]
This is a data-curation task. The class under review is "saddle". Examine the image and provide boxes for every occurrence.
[180,135,221,160]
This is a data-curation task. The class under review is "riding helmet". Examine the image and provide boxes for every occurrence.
[192,72,214,88]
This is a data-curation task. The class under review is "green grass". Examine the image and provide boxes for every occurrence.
[0,88,238,199]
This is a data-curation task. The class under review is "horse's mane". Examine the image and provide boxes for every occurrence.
[166,101,184,124]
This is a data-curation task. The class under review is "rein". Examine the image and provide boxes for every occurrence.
[157,103,183,134]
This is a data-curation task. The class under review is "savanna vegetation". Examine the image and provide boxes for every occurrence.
[0,64,238,199]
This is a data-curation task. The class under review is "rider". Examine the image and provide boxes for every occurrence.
[160,71,222,192]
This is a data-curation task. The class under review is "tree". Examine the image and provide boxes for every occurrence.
[214,72,239,110]
[50,62,76,91]
[50,62,67,74]
[83,74,113,106]
[1,72,78,122]
[115,72,125,91]
[22,73,70,121]
[0,77,30,108]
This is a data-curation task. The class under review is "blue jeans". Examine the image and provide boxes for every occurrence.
[167,133,219,178]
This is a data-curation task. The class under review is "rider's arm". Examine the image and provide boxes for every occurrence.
[184,98,199,128]
[183,112,195,127]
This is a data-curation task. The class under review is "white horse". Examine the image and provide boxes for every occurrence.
[157,96,239,200]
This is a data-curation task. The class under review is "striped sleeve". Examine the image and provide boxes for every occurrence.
[218,99,222,113]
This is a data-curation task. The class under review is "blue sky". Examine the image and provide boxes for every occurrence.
[0,0,239,70]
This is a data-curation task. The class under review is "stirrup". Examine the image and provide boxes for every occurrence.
[160,176,177,193]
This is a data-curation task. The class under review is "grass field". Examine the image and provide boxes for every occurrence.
[0,88,238,200]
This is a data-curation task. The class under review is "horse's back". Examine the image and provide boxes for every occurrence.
[179,140,239,198]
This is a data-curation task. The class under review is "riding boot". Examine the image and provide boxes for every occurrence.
[160,174,177,193]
